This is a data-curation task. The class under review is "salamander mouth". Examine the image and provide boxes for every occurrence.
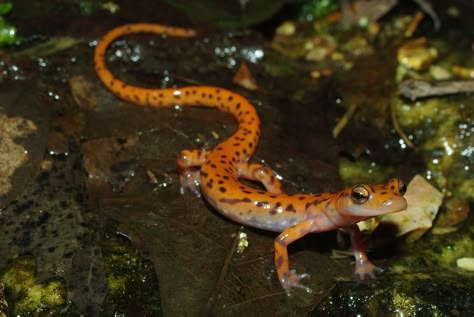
[346,197,407,217]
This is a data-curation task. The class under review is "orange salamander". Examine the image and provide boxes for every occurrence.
[94,23,408,295]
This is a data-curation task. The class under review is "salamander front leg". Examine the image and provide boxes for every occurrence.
[176,149,210,197]
[347,224,383,279]
[237,162,283,194]
[274,219,314,295]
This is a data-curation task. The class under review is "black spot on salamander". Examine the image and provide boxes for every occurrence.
[275,255,284,267]
[133,95,140,102]
[242,190,252,194]
[218,180,224,185]
[243,149,247,155]
[249,142,253,148]
[239,185,245,189]
[370,185,377,193]
[216,147,223,151]
[206,180,213,189]
[390,185,395,190]
[269,195,277,198]
[236,103,241,109]
[201,171,208,178]
[223,175,230,180]
[380,191,387,195]
[220,197,252,204]
[185,90,190,96]
[269,202,282,215]
[210,164,217,168]
[192,89,197,94]
[228,96,234,101]
[256,201,270,208]
[305,200,318,210]
[285,204,296,212]
[305,198,329,210]
[219,187,227,193]
[220,160,226,164]
[298,196,306,200]
[159,93,164,98]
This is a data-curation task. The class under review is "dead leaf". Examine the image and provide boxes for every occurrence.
[0,114,37,195]
[232,62,260,91]
[69,75,98,111]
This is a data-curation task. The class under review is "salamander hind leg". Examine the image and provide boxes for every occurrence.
[237,162,283,194]
[177,149,210,197]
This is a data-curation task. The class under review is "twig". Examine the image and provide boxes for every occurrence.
[399,79,474,101]
[205,227,244,314]
[405,11,425,37]
[332,103,358,138]
[390,100,415,149]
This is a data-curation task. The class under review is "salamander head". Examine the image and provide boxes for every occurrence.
[337,178,407,218]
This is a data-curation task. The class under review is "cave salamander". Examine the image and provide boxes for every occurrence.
[94,23,408,295]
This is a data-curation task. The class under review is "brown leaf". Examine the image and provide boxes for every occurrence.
[233,62,259,91]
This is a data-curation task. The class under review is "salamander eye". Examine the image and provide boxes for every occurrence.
[398,179,407,195]
[351,186,369,204]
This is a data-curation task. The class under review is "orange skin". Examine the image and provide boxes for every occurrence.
[94,24,408,295]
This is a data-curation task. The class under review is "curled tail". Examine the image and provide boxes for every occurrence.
[93,23,260,129]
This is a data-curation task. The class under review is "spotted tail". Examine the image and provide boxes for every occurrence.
[94,23,261,152]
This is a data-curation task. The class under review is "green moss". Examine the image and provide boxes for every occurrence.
[1,256,70,315]
[99,236,162,316]
[438,235,473,266]
[312,272,474,316]
[339,157,395,186]
[0,2,19,46]
[397,225,474,271]
[396,95,473,200]
[299,0,339,21]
